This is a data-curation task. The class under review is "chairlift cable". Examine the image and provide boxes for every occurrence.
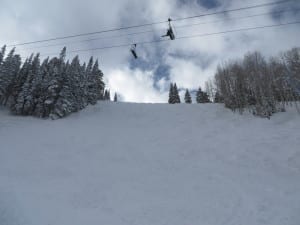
[7,0,295,47]
[39,21,300,57]
[16,7,299,52]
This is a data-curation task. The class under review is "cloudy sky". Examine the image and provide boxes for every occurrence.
[0,0,299,102]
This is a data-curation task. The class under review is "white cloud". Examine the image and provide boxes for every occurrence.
[106,67,167,103]
[167,57,216,89]
[0,0,299,102]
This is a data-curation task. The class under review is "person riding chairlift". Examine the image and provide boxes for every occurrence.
[162,18,175,40]
[130,44,138,59]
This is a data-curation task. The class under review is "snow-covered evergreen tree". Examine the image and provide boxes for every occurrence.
[0,48,21,106]
[66,56,86,111]
[173,83,181,104]
[104,89,110,101]
[168,83,180,104]
[42,47,69,118]
[92,59,105,100]
[51,59,77,118]
[184,89,192,104]
[11,54,40,115]
[22,54,40,114]
[196,87,210,103]
[0,45,6,65]
[32,57,50,117]
[168,83,174,104]
[10,56,32,114]
[86,56,97,105]
[1,46,106,119]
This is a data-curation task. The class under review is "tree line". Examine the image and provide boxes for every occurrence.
[0,46,110,119]
[214,48,300,117]
[168,83,211,104]
[1,45,298,119]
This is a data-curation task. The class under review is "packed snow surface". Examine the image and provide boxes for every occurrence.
[0,103,300,225]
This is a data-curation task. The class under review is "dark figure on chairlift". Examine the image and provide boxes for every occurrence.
[130,44,138,59]
[162,18,175,40]
[130,18,175,59]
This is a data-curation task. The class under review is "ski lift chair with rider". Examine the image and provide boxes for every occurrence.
[162,18,175,40]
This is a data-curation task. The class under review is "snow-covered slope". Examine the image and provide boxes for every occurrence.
[0,103,299,225]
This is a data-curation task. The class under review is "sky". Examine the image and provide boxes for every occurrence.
[0,0,299,102]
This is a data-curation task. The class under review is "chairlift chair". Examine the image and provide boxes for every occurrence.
[162,18,175,40]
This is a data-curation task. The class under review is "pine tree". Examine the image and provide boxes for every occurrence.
[67,55,84,112]
[184,89,192,104]
[68,56,86,111]
[92,60,105,100]
[21,54,41,115]
[107,90,111,101]
[52,58,78,118]
[104,90,110,101]
[0,48,21,106]
[80,61,88,107]
[0,45,6,65]
[173,83,181,103]
[86,56,97,105]
[196,87,201,103]
[44,47,68,118]
[168,83,174,104]
[168,83,181,104]
[10,54,41,115]
[196,87,210,103]
[33,57,50,117]
[10,55,33,114]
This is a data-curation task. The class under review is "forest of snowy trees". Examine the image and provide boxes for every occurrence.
[167,48,299,118]
[0,46,106,119]
[214,48,300,117]
[1,44,299,119]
